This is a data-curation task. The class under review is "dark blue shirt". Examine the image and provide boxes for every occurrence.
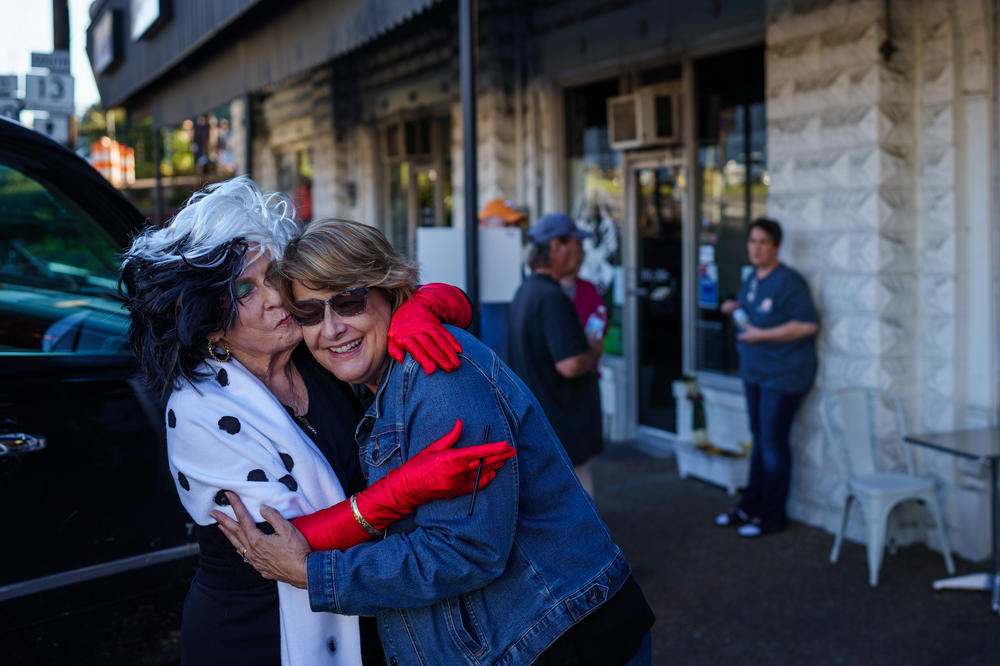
[506,273,603,465]
[737,263,818,395]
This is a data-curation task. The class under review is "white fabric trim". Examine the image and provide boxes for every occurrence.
[166,357,361,666]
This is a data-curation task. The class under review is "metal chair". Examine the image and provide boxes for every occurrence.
[820,387,955,586]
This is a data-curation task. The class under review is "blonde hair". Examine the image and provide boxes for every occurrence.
[276,218,418,312]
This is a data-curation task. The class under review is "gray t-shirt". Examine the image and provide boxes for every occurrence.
[507,273,603,465]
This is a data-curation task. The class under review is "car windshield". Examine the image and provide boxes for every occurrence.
[0,163,129,354]
[0,164,121,293]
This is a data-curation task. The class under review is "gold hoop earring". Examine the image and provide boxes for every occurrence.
[207,339,231,363]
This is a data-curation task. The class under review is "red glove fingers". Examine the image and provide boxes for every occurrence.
[414,331,461,371]
[355,420,514,528]
[414,283,473,328]
[291,420,514,553]
[387,283,470,374]
[387,339,406,365]
[423,419,463,451]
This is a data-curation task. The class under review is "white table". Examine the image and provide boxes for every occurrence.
[905,428,1000,613]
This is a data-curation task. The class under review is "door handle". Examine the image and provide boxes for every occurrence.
[0,432,47,457]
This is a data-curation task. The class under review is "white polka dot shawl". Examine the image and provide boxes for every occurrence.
[166,357,361,666]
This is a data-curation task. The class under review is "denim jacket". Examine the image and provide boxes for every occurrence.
[306,327,631,665]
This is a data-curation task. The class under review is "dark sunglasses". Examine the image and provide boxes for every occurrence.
[290,287,369,326]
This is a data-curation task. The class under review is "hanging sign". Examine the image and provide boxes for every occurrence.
[25,73,75,113]
[31,51,71,73]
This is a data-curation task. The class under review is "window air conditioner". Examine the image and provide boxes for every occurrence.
[607,83,681,150]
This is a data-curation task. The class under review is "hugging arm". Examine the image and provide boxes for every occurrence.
[291,419,514,550]
[388,283,473,374]
[307,368,519,616]
[212,418,514,581]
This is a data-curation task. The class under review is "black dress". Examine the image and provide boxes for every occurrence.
[180,345,383,665]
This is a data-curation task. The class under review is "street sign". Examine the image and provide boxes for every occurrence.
[0,75,17,97]
[34,114,71,144]
[0,98,22,121]
[24,74,74,114]
[31,50,71,73]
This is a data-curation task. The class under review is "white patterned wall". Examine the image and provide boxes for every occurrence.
[767,0,996,560]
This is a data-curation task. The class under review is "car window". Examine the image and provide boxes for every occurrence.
[0,163,129,354]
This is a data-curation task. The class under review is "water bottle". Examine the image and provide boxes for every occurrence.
[584,307,607,341]
[733,307,749,333]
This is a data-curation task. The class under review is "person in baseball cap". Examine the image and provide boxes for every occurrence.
[509,212,604,497]
[528,213,595,243]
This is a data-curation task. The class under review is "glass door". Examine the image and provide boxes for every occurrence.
[630,163,686,433]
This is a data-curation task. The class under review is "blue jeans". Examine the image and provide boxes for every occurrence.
[625,631,652,666]
[738,381,804,529]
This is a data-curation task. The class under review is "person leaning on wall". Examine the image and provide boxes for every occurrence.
[715,217,819,537]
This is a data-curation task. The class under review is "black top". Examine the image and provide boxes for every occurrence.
[535,575,654,665]
[187,344,382,665]
[507,273,604,465]
[286,344,368,495]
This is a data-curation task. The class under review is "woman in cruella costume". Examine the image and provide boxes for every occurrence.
[120,176,513,665]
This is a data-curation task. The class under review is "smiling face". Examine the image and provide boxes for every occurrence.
[292,281,393,392]
[747,226,779,270]
[214,251,302,363]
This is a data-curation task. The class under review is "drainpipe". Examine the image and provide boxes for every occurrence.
[460,0,480,335]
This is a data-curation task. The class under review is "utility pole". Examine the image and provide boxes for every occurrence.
[460,0,479,335]
[53,0,70,51]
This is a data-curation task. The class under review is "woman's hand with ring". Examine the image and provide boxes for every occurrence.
[211,492,312,589]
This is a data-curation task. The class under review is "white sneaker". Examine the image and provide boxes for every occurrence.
[737,523,763,537]
[714,508,748,527]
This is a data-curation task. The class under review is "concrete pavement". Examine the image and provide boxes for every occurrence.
[590,444,998,666]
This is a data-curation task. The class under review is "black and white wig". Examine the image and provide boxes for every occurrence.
[120,176,300,396]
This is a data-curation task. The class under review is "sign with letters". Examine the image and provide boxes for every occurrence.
[31,51,71,73]
[25,74,75,114]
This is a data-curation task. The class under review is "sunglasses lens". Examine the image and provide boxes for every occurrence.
[331,288,368,316]
[291,300,326,326]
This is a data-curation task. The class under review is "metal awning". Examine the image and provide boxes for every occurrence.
[90,0,441,125]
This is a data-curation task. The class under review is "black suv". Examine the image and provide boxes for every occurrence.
[0,118,196,612]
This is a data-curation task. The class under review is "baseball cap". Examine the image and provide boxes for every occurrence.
[478,198,526,225]
[528,213,594,243]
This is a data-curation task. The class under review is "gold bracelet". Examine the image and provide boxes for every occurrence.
[350,494,383,536]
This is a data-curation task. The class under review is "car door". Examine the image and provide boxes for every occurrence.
[0,120,196,601]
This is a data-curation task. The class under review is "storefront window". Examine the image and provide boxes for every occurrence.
[154,98,246,222]
[565,78,624,355]
[382,116,452,258]
[694,46,766,375]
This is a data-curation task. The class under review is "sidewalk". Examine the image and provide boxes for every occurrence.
[591,444,998,666]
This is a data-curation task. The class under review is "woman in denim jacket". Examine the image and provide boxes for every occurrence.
[217,218,654,665]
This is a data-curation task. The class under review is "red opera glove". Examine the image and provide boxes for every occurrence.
[387,283,473,374]
[292,419,514,551]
